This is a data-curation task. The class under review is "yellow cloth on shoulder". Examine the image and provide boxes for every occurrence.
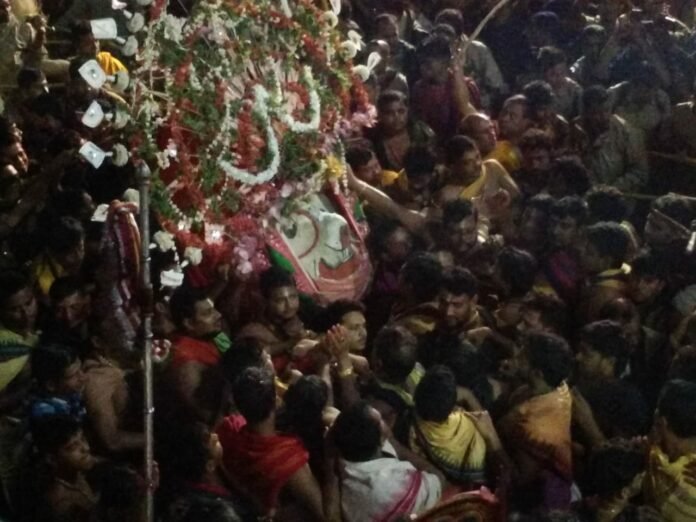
[97,51,127,75]
[486,141,521,174]
[502,382,573,479]
[644,447,696,522]
[0,329,37,391]
[380,169,403,187]
[33,253,65,296]
[375,363,425,407]
[411,409,487,475]
[459,170,490,201]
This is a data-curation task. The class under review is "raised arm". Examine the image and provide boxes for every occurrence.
[345,165,428,237]
[452,45,477,118]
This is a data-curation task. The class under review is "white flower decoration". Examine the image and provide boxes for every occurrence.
[339,40,358,59]
[347,30,364,50]
[184,246,203,266]
[352,64,370,82]
[280,0,292,17]
[152,231,176,252]
[320,11,338,29]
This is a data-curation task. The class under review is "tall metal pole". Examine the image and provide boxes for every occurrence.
[137,163,155,522]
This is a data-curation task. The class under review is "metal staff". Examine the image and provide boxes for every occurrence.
[137,162,155,522]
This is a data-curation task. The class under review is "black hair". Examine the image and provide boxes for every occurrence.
[444,135,479,165]
[657,379,696,438]
[580,320,630,377]
[497,247,538,298]
[322,299,366,330]
[523,80,555,110]
[416,35,452,62]
[525,331,573,387]
[414,365,456,422]
[580,379,651,437]
[375,12,398,27]
[519,128,553,152]
[538,46,567,72]
[49,276,86,304]
[543,0,573,18]
[366,218,409,254]
[281,376,328,458]
[376,89,408,113]
[0,115,18,148]
[31,414,82,455]
[529,10,561,41]
[551,195,588,224]
[441,267,478,298]
[400,252,443,303]
[68,57,89,81]
[0,270,30,309]
[373,325,418,382]
[582,24,606,40]
[434,8,464,35]
[652,193,696,229]
[585,442,645,498]
[232,367,276,424]
[221,337,265,385]
[403,146,436,178]
[31,343,79,388]
[503,95,532,120]
[70,19,93,40]
[333,401,382,462]
[47,217,84,255]
[155,416,211,482]
[582,85,609,112]
[283,376,328,428]
[259,266,296,299]
[669,346,696,383]
[50,188,93,220]
[345,145,375,171]
[179,502,242,522]
[525,193,555,215]
[169,286,209,330]
[630,249,670,281]
[522,292,568,335]
[432,23,456,42]
[551,156,591,195]
[442,199,474,227]
[444,343,494,409]
[16,67,42,90]
[586,185,628,222]
[597,297,638,325]
[585,221,630,268]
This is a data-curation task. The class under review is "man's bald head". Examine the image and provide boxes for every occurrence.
[458,113,497,156]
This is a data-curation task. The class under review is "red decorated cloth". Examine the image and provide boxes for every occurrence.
[170,335,221,370]
[217,414,309,510]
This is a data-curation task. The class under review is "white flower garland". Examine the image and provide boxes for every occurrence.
[218,84,281,185]
[278,66,321,133]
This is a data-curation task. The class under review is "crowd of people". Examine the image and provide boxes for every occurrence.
[2,0,696,520]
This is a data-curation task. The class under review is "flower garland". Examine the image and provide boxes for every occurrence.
[126,0,375,280]
[277,66,321,133]
[218,85,281,186]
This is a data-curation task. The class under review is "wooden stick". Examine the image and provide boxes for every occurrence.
[461,0,513,57]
